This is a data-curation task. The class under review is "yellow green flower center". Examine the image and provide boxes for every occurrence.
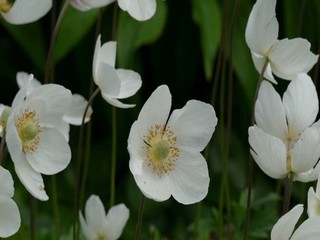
[145,124,179,176]
[16,110,41,154]
[0,0,14,13]
[97,232,107,240]
[0,107,12,131]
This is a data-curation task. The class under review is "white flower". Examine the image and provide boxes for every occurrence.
[248,74,320,182]
[93,35,142,108]
[0,166,20,238]
[70,0,156,21]
[245,0,318,83]
[271,204,320,239]
[0,0,52,25]
[5,81,72,200]
[128,85,217,204]
[307,173,320,217]
[79,195,129,240]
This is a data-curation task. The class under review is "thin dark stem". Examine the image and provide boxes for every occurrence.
[0,131,6,166]
[51,176,60,240]
[297,0,306,36]
[110,107,117,207]
[30,197,37,240]
[44,0,70,84]
[73,88,100,240]
[111,3,119,41]
[282,174,293,214]
[134,194,146,240]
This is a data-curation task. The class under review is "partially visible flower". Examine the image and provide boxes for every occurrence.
[245,0,318,83]
[0,0,52,25]
[128,85,217,204]
[93,35,142,108]
[70,0,156,21]
[248,74,320,182]
[308,173,320,217]
[79,195,129,240]
[271,204,320,239]
[6,81,72,200]
[0,166,20,238]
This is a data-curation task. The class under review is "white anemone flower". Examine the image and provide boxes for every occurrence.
[70,0,156,21]
[271,204,320,239]
[5,81,72,201]
[128,85,217,204]
[307,173,320,217]
[0,0,52,25]
[245,0,318,83]
[248,73,320,182]
[93,35,142,108]
[0,166,20,238]
[79,195,129,240]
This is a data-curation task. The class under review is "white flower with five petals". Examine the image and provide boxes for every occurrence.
[245,0,318,83]
[0,0,52,24]
[128,85,217,204]
[249,74,320,182]
[93,35,142,108]
[0,166,20,238]
[79,195,129,240]
[5,81,72,200]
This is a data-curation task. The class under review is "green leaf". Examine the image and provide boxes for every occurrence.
[191,0,221,81]
[1,21,46,72]
[117,0,168,68]
[54,6,98,62]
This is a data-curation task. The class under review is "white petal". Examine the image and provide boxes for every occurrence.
[307,187,320,217]
[101,94,135,108]
[84,195,107,235]
[0,166,14,199]
[116,69,142,99]
[63,94,92,125]
[291,216,320,239]
[291,122,320,174]
[79,211,95,239]
[70,0,92,11]
[133,162,172,201]
[118,0,156,21]
[251,52,277,83]
[245,0,278,55]
[269,38,319,80]
[16,71,41,96]
[104,203,129,240]
[283,74,318,138]
[248,126,287,179]
[136,85,171,140]
[167,100,217,151]
[14,160,48,201]
[271,204,303,240]
[254,80,287,139]
[95,62,121,97]
[70,0,115,11]
[26,128,71,175]
[1,0,52,24]
[294,163,320,182]
[169,149,209,205]
[128,121,146,175]
[0,199,21,238]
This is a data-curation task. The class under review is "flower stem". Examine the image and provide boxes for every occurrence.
[51,175,60,240]
[30,196,37,240]
[282,173,293,214]
[110,106,117,207]
[134,194,146,240]
[73,88,100,240]
[44,0,70,84]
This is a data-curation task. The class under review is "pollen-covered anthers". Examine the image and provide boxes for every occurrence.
[15,109,41,154]
[0,0,14,13]
[144,124,180,176]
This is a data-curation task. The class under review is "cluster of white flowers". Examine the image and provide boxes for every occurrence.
[246,0,320,238]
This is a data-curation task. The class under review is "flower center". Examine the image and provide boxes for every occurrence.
[145,124,179,176]
[15,110,41,154]
[0,107,12,131]
[97,232,107,240]
[0,0,14,13]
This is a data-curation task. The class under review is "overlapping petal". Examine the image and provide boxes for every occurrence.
[118,0,156,21]
[291,216,320,239]
[0,199,20,238]
[251,52,276,83]
[104,203,129,240]
[70,0,114,11]
[63,94,93,125]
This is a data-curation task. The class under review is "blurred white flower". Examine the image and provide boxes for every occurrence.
[70,0,156,21]
[271,204,320,239]
[5,81,72,200]
[128,85,217,204]
[0,0,52,24]
[0,166,20,238]
[249,74,320,182]
[245,0,318,83]
[308,173,320,218]
[79,195,129,240]
[93,35,142,108]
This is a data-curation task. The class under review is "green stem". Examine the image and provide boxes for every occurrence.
[282,173,293,214]
[73,88,100,240]
[134,194,146,240]
[110,106,117,207]
[30,196,37,240]
[51,176,60,240]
